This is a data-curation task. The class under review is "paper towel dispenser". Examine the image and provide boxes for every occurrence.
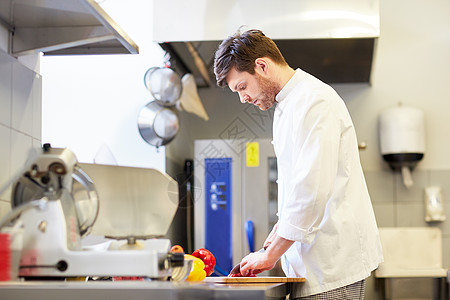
[379,104,425,187]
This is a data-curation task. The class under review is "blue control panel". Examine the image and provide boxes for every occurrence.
[205,158,232,273]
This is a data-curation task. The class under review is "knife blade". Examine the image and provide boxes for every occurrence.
[228,247,266,276]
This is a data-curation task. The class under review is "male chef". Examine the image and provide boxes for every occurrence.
[213,29,383,299]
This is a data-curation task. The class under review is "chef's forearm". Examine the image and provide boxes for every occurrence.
[265,235,294,263]
[263,222,278,248]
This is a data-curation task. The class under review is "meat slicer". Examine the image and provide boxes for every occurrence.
[4,144,183,279]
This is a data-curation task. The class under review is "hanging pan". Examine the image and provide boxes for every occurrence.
[137,101,179,148]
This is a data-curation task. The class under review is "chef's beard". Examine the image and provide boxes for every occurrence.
[254,73,281,111]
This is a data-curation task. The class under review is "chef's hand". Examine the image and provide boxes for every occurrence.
[239,250,277,276]
[240,235,294,276]
[263,222,278,249]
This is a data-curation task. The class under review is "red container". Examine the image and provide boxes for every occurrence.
[0,233,11,281]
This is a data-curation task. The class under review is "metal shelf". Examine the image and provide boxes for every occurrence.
[0,0,138,56]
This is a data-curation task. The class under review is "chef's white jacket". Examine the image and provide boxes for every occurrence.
[273,69,383,297]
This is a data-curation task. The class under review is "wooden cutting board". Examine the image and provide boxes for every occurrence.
[203,276,305,284]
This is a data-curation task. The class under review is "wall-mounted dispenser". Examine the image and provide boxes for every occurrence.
[379,104,425,188]
[424,186,446,222]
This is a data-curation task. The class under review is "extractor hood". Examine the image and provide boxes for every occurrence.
[0,0,138,56]
[153,0,379,87]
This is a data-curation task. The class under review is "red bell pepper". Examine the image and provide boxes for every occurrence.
[191,248,216,276]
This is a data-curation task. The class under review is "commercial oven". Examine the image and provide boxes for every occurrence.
[194,139,279,275]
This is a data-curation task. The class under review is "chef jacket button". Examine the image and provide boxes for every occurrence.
[276,180,279,184]
[271,140,274,144]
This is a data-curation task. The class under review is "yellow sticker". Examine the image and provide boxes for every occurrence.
[246,142,260,167]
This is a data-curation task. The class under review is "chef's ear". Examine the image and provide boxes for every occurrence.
[254,58,269,75]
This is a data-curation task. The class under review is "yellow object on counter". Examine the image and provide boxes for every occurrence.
[184,254,206,281]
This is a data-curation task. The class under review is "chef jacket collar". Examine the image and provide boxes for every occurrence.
[275,68,305,104]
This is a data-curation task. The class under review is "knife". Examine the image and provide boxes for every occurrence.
[228,247,266,276]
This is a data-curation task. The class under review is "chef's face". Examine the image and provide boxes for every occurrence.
[226,67,279,111]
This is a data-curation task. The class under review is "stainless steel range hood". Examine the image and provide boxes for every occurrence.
[0,0,138,56]
[153,0,379,87]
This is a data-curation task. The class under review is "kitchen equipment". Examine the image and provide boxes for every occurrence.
[11,144,99,238]
[379,103,425,187]
[178,73,209,121]
[2,144,183,279]
[424,186,446,222]
[2,0,139,57]
[78,163,179,239]
[171,259,193,282]
[0,277,291,299]
[154,0,380,85]
[195,139,278,276]
[144,67,182,107]
[375,227,447,299]
[245,220,255,253]
[138,100,180,148]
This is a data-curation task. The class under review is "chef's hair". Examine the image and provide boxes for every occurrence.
[214,28,287,88]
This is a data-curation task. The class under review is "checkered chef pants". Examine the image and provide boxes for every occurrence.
[293,279,366,300]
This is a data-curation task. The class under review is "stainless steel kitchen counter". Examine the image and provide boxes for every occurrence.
[0,280,290,300]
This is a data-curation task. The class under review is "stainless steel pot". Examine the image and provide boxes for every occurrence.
[143,67,182,107]
[138,101,179,148]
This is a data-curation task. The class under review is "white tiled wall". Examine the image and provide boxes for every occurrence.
[366,169,450,267]
[365,168,450,300]
[0,52,12,126]
[0,49,42,218]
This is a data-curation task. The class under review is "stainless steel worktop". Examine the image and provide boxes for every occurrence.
[0,280,290,300]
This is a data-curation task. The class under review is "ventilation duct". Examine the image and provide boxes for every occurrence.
[153,0,379,87]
